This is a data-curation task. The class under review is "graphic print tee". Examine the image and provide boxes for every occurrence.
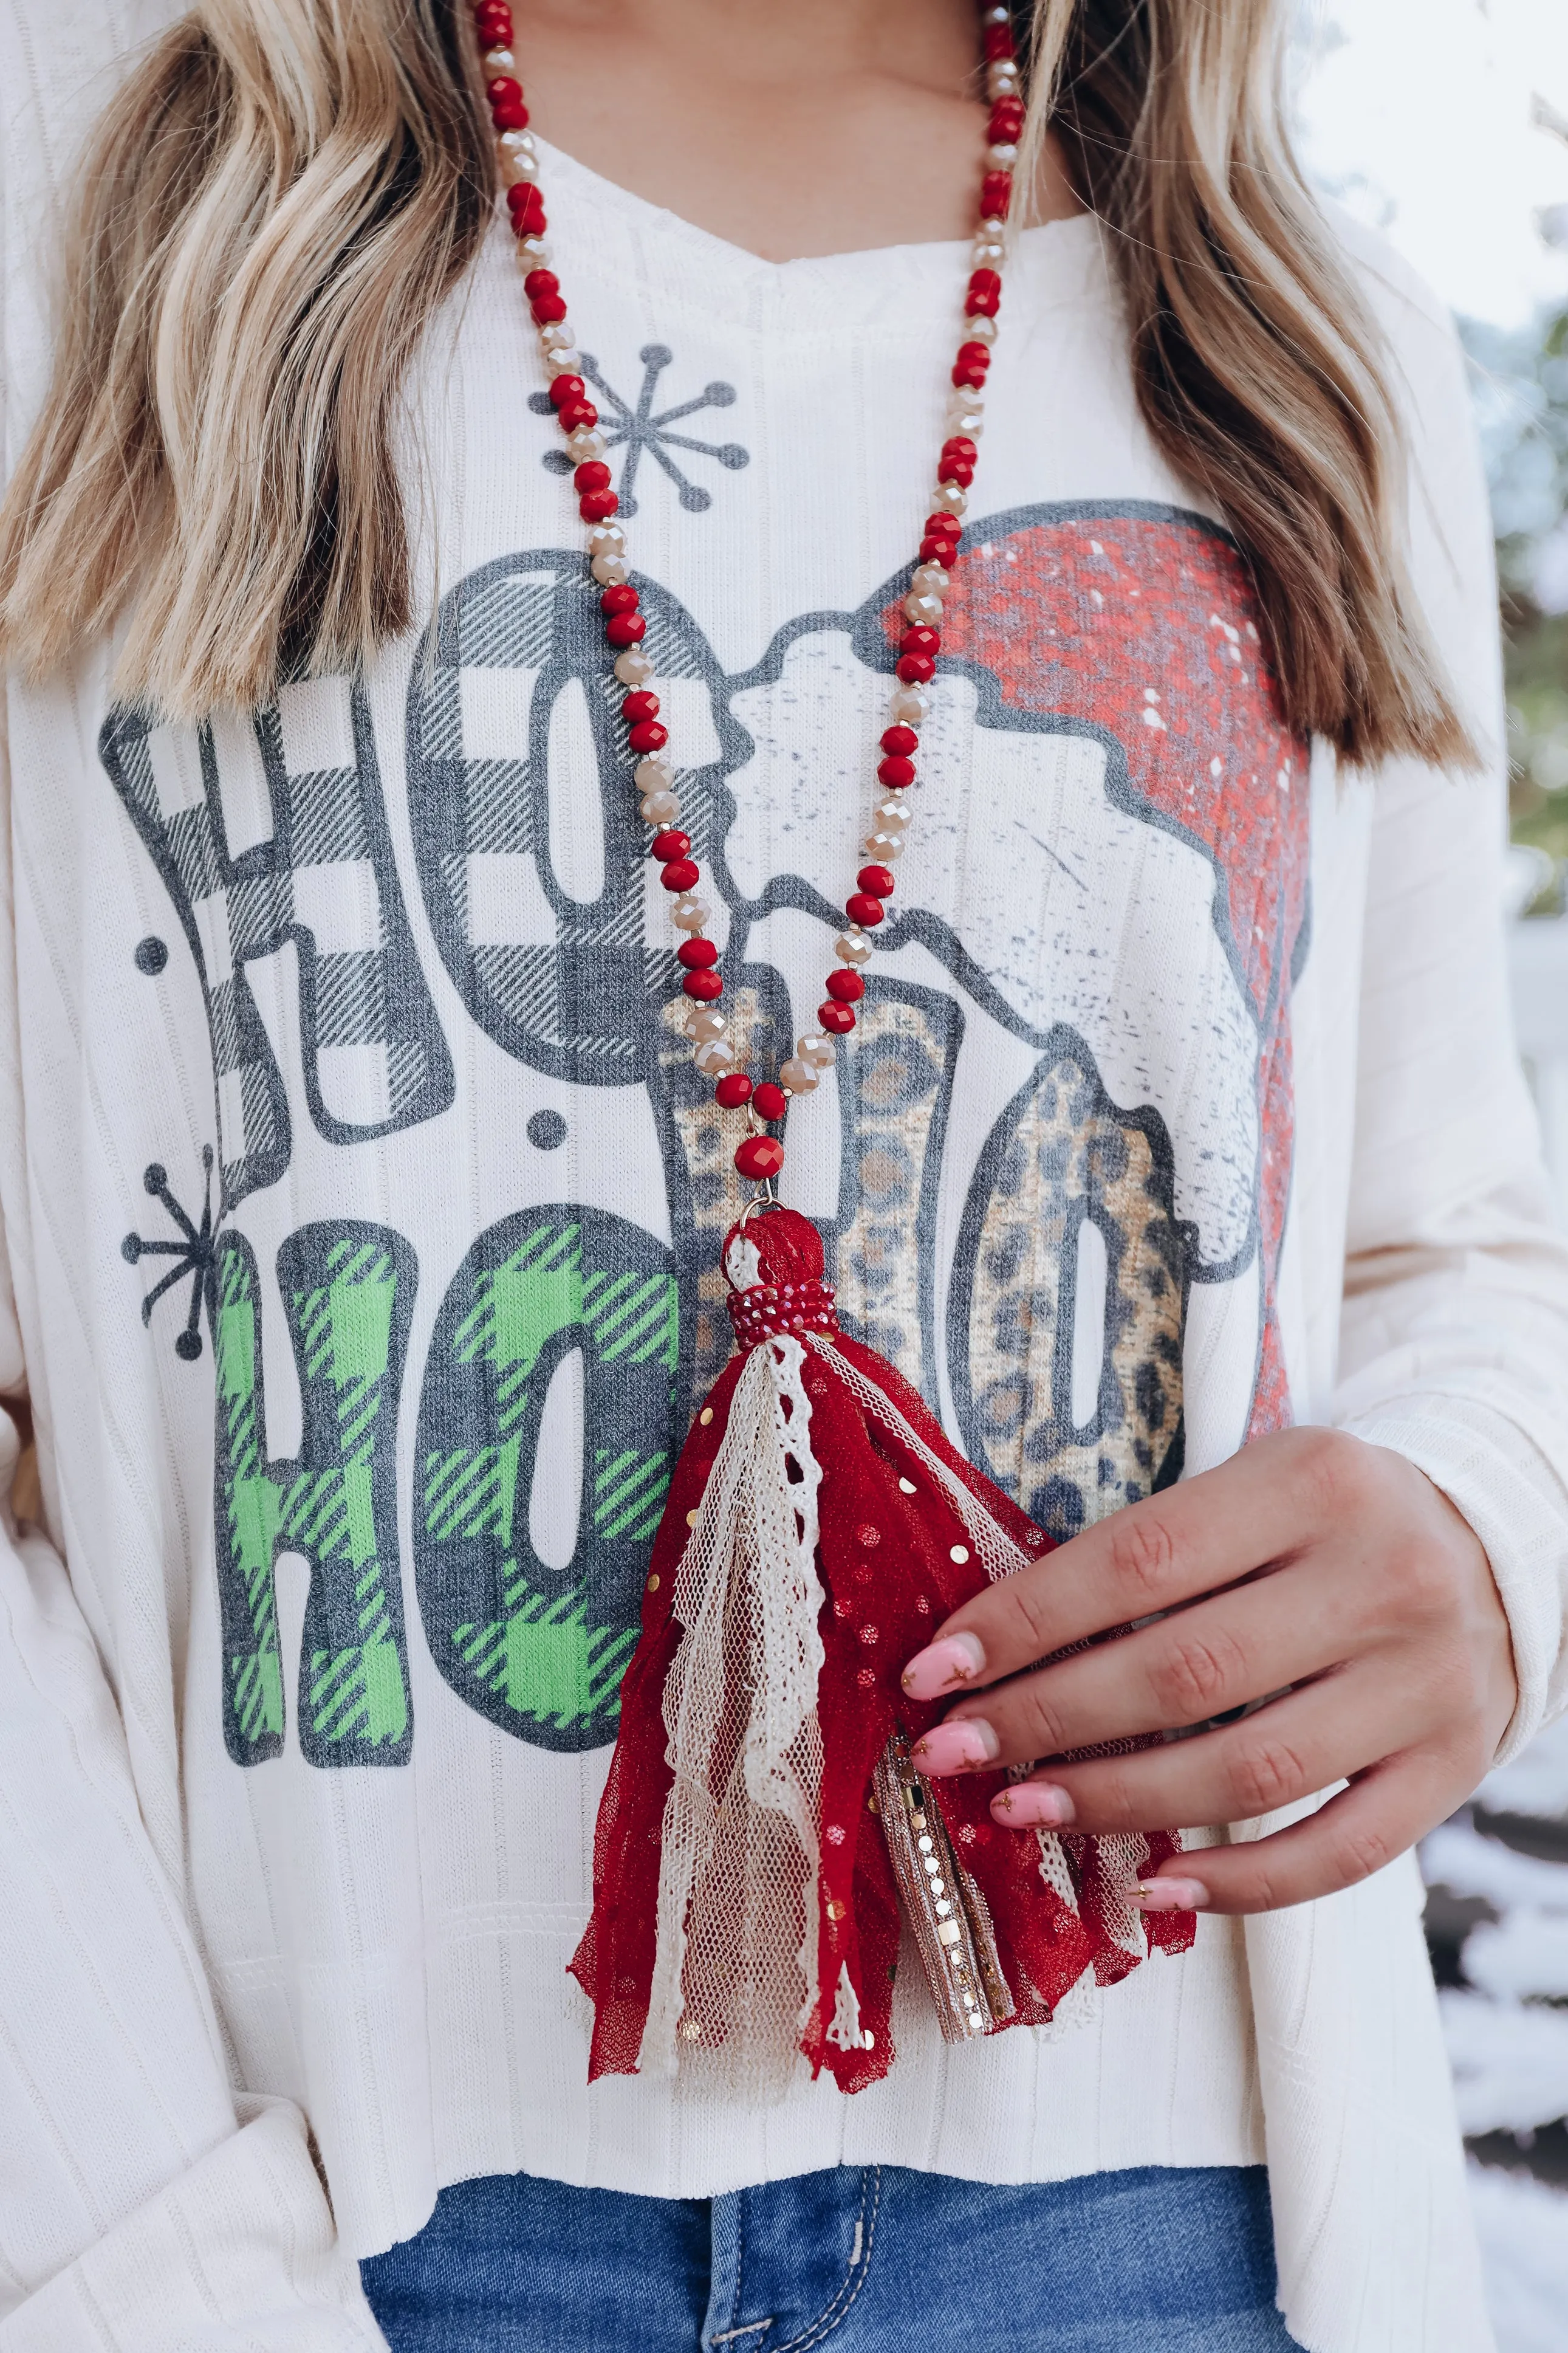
[4,94,1565,2349]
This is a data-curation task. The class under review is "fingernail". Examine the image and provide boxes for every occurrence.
[1128,1877,1209,1912]
[910,1719,999,1776]
[900,1630,985,1700]
[991,1781,1075,1828]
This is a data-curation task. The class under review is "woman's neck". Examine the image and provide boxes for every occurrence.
[514,0,1080,261]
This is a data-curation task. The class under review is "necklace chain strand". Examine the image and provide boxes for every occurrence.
[471,0,1022,1184]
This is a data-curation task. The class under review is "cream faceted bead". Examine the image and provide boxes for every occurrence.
[539,323,573,355]
[904,590,943,627]
[635,757,673,793]
[874,794,911,830]
[931,482,967,517]
[973,236,1005,267]
[836,929,873,966]
[567,426,606,463]
[946,400,985,438]
[865,829,905,862]
[911,563,950,597]
[779,1057,818,1093]
[615,648,653,684]
[798,1034,835,1069]
[545,347,583,379]
[888,684,926,726]
[688,1008,728,1043]
[592,554,630,585]
[987,63,1019,97]
[965,312,998,345]
[640,790,679,825]
[694,1038,736,1076]
[516,235,549,266]
[589,524,627,558]
[482,46,517,75]
[671,895,709,932]
[500,128,534,163]
[987,143,1019,169]
[505,150,541,186]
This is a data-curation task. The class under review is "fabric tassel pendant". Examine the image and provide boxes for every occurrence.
[569,1209,1194,2095]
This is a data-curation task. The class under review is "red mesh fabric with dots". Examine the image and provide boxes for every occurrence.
[569,1209,1193,2092]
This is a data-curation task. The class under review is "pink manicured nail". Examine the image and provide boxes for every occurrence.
[991,1781,1075,1828]
[901,1631,985,1699]
[1128,1877,1209,1912]
[911,1719,999,1776]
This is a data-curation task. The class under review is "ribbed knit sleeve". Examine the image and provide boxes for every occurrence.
[1330,235,1568,1765]
[0,788,380,2351]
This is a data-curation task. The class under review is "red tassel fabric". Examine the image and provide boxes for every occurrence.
[570,1209,1193,2094]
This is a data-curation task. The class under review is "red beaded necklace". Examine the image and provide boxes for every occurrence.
[462,4,1195,2094]
[470,0,1022,1188]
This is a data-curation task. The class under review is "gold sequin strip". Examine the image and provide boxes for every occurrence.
[874,1733,1017,2041]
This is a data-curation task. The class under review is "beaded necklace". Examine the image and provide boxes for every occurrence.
[471,0,1022,1188]
[459,2,1193,2093]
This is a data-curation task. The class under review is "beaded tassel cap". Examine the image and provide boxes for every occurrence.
[569,1211,1194,2095]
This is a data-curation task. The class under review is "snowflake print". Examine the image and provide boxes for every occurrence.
[122,1147,218,1361]
[532,343,748,516]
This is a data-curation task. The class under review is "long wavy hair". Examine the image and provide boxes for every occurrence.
[0,0,1468,763]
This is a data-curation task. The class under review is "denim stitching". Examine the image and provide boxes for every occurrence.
[767,2168,883,2353]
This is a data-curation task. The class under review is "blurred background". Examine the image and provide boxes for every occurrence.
[1293,6,1568,2345]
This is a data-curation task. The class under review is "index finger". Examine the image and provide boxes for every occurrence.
[902,1427,1341,1701]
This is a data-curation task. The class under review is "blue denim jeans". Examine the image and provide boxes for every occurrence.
[361,2162,1301,2351]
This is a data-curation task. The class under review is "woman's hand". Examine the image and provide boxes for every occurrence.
[899,1428,1518,1915]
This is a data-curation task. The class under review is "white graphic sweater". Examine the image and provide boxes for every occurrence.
[4,5,1568,2349]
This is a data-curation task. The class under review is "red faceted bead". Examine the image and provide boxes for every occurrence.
[487,78,529,130]
[735,1135,785,1182]
[952,354,988,390]
[753,1082,787,1122]
[819,1003,857,1035]
[649,827,688,861]
[900,625,940,659]
[628,716,667,751]
[981,171,1013,219]
[897,653,936,684]
[846,893,886,928]
[558,399,597,433]
[877,754,916,789]
[507,184,546,236]
[530,291,567,325]
[956,341,992,375]
[923,514,962,543]
[601,583,640,614]
[524,268,560,301]
[857,864,895,899]
[473,1,512,40]
[548,374,585,410]
[982,22,1015,59]
[965,282,1001,318]
[606,614,648,648]
[881,724,919,757]
[677,936,719,969]
[574,459,612,493]
[660,857,700,893]
[940,436,979,467]
[683,969,724,1001]
[938,457,974,489]
[715,1073,753,1108]
[969,268,1002,300]
[579,489,618,522]
[988,101,1025,139]
[919,535,956,566]
[826,967,865,1003]
[623,692,662,726]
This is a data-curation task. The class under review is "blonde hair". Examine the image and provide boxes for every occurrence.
[0,0,1467,765]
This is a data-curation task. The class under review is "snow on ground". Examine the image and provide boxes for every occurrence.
[1420,1712,1568,2350]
